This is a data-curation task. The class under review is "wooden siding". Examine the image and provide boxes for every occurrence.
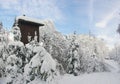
[18,19,44,44]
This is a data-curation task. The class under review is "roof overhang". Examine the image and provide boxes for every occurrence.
[16,16,44,26]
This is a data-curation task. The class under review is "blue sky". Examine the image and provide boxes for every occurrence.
[0,0,120,48]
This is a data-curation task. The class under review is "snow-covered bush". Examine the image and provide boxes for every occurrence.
[109,44,120,65]
[6,54,22,75]
[11,20,21,41]
[78,35,109,73]
[5,41,25,84]
[25,36,44,63]
[0,58,5,77]
[24,46,59,84]
[40,27,66,75]
[41,33,67,75]
[40,20,67,63]
[7,41,26,65]
[65,34,109,74]
[25,41,37,63]
[80,53,105,73]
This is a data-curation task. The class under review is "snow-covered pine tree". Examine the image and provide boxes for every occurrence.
[66,32,80,76]
[0,22,9,78]
[5,20,26,84]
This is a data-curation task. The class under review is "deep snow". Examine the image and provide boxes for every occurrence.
[0,60,120,84]
[1,73,120,84]
[59,59,120,84]
[59,72,120,84]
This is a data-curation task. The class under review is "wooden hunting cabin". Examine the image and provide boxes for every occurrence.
[15,16,44,44]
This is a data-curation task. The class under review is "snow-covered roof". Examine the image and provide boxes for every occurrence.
[16,16,44,26]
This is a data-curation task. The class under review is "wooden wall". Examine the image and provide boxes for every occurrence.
[18,20,43,44]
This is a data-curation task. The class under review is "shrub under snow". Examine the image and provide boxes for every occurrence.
[24,46,59,84]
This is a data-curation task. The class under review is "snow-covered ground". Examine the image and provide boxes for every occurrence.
[1,72,120,84]
[59,59,120,84]
[0,60,120,84]
[59,72,120,84]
